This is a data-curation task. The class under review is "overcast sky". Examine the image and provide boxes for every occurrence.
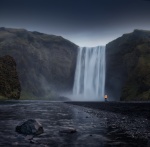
[0,0,150,46]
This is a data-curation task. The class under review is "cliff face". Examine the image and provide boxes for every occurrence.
[106,30,150,101]
[0,55,21,99]
[0,27,78,99]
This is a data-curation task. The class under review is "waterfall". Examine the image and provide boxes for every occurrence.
[73,46,105,101]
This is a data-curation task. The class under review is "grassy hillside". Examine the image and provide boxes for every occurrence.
[0,27,78,99]
[106,30,150,101]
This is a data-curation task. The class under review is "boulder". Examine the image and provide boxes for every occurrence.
[16,119,44,136]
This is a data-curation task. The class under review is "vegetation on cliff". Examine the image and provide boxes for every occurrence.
[106,30,150,101]
[0,27,78,99]
[0,55,21,99]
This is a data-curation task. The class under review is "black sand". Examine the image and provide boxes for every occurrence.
[65,101,150,120]
[0,100,149,147]
[66,101,150,146]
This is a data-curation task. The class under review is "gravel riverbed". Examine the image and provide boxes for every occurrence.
[0,100,149,147]
[66,102,150,146]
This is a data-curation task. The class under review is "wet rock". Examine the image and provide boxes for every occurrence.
[25,135,34,140]
[122,117,126,120]
[30,140,37,144]
[111,124,117,129]
[77,134,110,144]
[12,142,19,145]
[108,141,126,146]
[59,127,77,134]
[16,119,44,136]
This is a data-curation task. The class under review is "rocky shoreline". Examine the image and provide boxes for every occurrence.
[66,102,150,145]
[0,101,149,146]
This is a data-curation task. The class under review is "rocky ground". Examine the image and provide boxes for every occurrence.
[0,101,149,147]
[66,101,150,146]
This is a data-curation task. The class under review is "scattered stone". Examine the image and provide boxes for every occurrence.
[111,124,117,129]
[16,119,44,136]
[69,103,150,142]
[25,135,34,140]
[12,142,19,145]
[30,140,37,144]
[59,127,77,134]
[108,141,125,146]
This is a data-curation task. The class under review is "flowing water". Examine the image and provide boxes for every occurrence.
[73,46,105,100]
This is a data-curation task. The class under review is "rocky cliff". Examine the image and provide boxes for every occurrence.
[0,55,21,99]
[106,30,150,101]
[0,27,78,99]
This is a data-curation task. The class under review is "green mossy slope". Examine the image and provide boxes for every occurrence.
[106,30,150,101]
[0,55,21,99]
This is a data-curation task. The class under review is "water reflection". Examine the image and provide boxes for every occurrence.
[0,101,148,147]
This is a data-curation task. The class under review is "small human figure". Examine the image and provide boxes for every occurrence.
[104,95,108,102]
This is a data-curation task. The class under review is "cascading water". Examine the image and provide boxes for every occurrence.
[73,46,105,101]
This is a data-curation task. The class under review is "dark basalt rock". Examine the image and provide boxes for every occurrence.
[16,119,44,136]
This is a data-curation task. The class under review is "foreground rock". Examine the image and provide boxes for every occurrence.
[0,55,21,99]
[16,119,44,136]
[106,29,150,101]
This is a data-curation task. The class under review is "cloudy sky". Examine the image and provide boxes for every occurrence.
[0,0,150,46]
